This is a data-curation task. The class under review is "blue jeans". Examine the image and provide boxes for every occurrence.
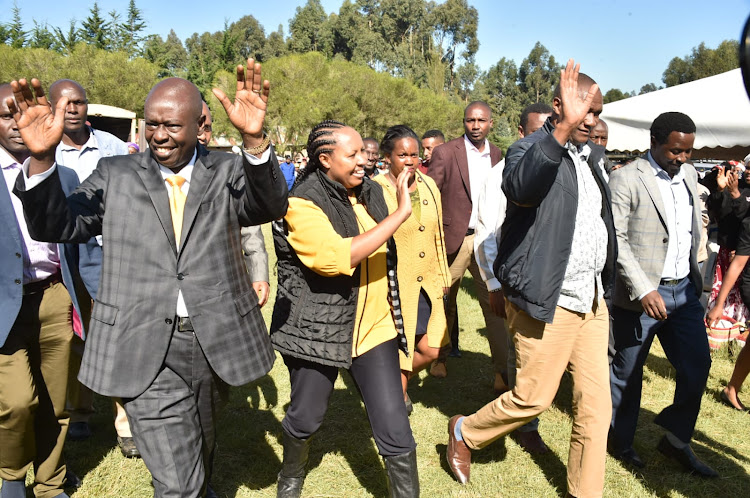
[609,278,710,449]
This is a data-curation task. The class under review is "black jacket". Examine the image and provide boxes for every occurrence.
[494,120,617,323]
[270,169,396,367]
[706,185,750,250]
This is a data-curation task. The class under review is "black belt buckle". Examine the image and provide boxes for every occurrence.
[660,278,681,286]
[177,316,194,332]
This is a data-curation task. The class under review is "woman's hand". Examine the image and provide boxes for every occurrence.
[394,166,413,221]
[706,305,723,328]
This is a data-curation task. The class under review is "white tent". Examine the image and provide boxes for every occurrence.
[600,69,750,160]
[87,104,137,143]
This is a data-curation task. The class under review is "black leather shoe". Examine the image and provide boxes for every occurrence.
[64,470,82,489]
[67,421,92,441]
[611,446,645,469]
[205,484,218,498]
[118,436,141,458]
[657,436,719,478]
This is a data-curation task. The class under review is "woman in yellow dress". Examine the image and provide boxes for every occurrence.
[374,125,450,413]
[271,120,419,498]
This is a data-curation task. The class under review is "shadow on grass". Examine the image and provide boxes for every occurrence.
[214,369,390,497]
[611,404,750,498]
[64,394,128,495]
[211,375,282,495]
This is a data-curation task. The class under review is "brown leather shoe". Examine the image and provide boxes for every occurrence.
[511,430,550,455]
[430,361,447,378]
[447,415,471,484]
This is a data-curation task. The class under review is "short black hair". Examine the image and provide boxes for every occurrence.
[553,73,596,100]
[650,112,696,145]
[380,125,419,158]
[421,129,445,141]
[464,101,491,117]
[519,103,553,130]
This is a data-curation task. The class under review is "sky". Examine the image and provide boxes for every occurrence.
[6,0,750,93]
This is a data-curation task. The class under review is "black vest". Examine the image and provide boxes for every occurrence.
[270,170,393,367]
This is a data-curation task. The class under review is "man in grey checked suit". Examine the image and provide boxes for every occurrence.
[9,59,288,497]
[608,112,716,477]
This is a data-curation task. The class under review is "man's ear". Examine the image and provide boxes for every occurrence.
[552,96,562,118]
[197,114,206,129]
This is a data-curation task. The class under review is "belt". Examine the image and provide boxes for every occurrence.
[23,272,62,295]
[659,277,684,287]
[465,228,475,236]
[176,316,194,332]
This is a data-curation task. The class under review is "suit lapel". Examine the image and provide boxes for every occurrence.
[456,139,471,199]
[637,159,668,229]
[179,149,216,256]
[137,153,177,255]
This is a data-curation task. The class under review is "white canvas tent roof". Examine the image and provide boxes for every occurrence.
[600,69,750,159]
[87,104,136,120]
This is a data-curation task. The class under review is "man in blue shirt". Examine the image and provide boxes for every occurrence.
[280,154,295,191]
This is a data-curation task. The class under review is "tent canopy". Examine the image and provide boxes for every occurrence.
[87,104,136,120]
[600,69,750,160]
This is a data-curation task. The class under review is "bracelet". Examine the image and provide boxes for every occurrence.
[489,287,503,293]
[243,133,271,156]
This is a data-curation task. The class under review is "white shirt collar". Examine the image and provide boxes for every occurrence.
[647,151,685,182]
[464,135,491,156]
[0,147,22,169]
[159,149,197,183]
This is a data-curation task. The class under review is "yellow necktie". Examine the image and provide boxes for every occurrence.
[165,175,187,246]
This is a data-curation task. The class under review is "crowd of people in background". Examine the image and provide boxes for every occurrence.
[1,56,749,498]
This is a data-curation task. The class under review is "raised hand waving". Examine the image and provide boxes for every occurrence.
[212,58,270,149]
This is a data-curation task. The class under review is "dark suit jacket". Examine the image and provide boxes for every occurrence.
[15,146,288,397]
[426,136,502,256]
[1,165,95,346]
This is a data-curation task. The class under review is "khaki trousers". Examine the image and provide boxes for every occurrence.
[0,282,73,498]
[442,233,508,375]
[461,300,611,498]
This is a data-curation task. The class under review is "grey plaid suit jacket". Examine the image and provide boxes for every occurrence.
[609,156,702,311]
[15,146,288,398]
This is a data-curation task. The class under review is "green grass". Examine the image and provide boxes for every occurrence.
[20,224,750,496]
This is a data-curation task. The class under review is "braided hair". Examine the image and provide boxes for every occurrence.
[291,120,347,189]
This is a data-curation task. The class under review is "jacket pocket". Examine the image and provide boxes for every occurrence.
[91,301,118,325]
[235,290,259,317]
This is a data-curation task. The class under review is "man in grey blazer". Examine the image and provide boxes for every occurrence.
[9,59,288,497]
[608,112,716,477]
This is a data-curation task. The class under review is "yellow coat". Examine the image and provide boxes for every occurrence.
[374,173,450,370]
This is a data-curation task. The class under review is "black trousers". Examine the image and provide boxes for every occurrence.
[123,324,228,498]
[282,339,416,457]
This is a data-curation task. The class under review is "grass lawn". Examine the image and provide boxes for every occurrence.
[42,225,750,496]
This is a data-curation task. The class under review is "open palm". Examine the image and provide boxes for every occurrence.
[212,59,269,145]
[7,78,66,158]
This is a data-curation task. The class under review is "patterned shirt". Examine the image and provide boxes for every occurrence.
[557,143,608,313]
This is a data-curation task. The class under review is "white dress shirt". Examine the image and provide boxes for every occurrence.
[648,152,692,280]
[464,135,493,230]
[474,158,506,291]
